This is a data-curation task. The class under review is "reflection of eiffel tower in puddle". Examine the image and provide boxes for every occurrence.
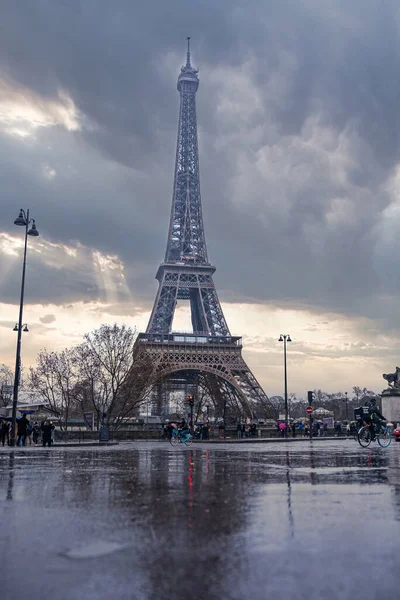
[132,39,271,419]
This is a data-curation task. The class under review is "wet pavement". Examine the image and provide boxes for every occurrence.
[1,439,400,600]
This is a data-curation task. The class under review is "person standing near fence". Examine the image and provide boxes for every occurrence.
[236,422,242,439]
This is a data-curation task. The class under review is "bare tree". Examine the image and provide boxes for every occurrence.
[269,396,285,420]
[0,363,13,407]
[73,323,153,428]
[29,349,76,429]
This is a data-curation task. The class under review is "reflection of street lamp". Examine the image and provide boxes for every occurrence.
[10,209,39,447]
[279,334,292,436]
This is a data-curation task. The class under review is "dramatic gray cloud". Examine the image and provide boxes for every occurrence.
[1,0,400,391]
[39,314,56,324]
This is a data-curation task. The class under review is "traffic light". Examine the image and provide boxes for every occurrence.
[307,390,314,405]
[187,395,194,406]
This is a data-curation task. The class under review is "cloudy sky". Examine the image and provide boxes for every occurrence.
[1,0,400,398]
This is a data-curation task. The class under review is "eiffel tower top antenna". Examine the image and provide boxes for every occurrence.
[186,36,191,68]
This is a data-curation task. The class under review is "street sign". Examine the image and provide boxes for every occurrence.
[306,406,313,414]
[1,385,13,394]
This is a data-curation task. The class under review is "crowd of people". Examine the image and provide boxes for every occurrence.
[0,416,55,447]
[236,422,258,438]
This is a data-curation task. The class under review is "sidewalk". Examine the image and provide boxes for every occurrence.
[193,436,351,444]
[0,441,119,449]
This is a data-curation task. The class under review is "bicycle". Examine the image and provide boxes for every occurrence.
[170,429,193,447]
[357,423,391,448]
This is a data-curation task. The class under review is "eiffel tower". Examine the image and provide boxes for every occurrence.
[132,39,271,420]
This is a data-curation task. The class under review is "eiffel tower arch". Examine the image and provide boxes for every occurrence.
[132,39,272,421]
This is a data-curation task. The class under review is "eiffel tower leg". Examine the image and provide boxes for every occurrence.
[146,275,178,334]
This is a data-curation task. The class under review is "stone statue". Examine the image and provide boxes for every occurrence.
[382,367,400,388]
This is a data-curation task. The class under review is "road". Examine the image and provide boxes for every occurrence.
[1,439,400,600]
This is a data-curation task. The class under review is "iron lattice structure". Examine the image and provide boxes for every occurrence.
[132,40,271,419]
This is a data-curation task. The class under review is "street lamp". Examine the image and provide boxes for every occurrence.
[10,209,39,447]
[344,391,348,421]
[278,334,292,436]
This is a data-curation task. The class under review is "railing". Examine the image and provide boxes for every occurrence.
[54,429,114,443]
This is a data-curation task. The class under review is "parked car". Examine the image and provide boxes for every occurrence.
[394,427,400,442]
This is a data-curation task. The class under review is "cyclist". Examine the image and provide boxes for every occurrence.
[367,397,386,440]
[178,418,189,436]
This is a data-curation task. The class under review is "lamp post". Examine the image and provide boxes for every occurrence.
[10,209,39,447]
[187,395,194,431]
[279,334,292,437]
[344,391,348,421]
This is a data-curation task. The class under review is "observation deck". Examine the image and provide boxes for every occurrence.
[138,332,242,347]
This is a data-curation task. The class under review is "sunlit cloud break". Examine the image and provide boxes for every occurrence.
[0,76,81,138]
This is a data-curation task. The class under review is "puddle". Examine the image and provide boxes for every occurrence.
[63,540,129,559]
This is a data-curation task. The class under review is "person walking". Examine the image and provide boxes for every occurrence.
[32,422,40,445]
[42,420,53,447]
[17,414,29,446]
[25,421,33,446]
[1,420,10,446]
[236,422,242,439]
[279,421,286,438]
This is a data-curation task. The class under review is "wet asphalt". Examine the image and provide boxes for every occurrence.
[1,439,400,600]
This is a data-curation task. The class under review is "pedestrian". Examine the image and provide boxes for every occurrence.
[42,420,53,447]
[279,421,286,438]
[218,421,225,439]
[51,422,55,444]
[236,422,242,439]
[32,422,40,445]
[17,414,29,446]
[298,422,304,436]
[291,422,296,438]
[323,423,328,437]
[1,420,10,446]
[25,421,33,446]
[241,423,246,438]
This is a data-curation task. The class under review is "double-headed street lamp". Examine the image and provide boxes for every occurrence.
[278,334,292,436]
[10,209,39,447]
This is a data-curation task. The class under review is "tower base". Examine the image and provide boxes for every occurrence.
[131,332,272,421]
